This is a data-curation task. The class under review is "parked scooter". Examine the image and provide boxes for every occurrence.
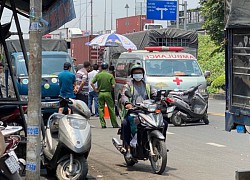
[112,91,168,175]
[167,84,209,126]
[0,105,27,129]
[0,125,26,180]
[41,97,91,180]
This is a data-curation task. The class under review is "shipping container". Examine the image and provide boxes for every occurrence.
[116,15,154,34]
[70,35,104,65]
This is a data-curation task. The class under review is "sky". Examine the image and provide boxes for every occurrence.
[69,0,200,32]
[2,0,200,35]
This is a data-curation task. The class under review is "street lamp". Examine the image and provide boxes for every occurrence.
[125,4,129,33]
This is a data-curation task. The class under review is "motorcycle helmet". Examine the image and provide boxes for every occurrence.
[130,64,145,78]
[101,62,109,70]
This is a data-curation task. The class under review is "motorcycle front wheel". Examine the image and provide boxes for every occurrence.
[56,155,88,180]
[149,138,167,174]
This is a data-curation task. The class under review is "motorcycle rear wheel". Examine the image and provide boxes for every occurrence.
[171,111,182,126]
[149,138,167,174]
[56,155,88,180]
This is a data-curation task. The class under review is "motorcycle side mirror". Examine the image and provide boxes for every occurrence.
[125,90,132,98]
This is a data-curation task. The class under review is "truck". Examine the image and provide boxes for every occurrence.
[116,15,154,34]
[50,27,83,41]
[5,39,75,116]
[70,35,105,65]
[225,0,250,133]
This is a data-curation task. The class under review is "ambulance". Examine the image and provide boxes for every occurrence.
[114,46,210,108]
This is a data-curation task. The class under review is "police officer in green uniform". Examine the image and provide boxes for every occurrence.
[91,62,119,128]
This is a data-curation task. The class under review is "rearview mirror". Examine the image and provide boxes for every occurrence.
[204,70,210,78]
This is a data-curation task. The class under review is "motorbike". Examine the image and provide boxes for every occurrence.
[0,105,27,128]
[112,91,168,175]
[0,125,26,180]
[166,84,209,126]
[41,97,91,180]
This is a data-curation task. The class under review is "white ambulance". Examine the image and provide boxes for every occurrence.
[114,46,210,106]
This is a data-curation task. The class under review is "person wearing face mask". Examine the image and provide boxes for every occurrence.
[120,64,159,159]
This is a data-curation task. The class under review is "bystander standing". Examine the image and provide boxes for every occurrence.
[91,62,119,128]
[76,61,91,105]
[88,64,99,117]
[58,62,76,113]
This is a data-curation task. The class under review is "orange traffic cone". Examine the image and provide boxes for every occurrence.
[104,103,110,119]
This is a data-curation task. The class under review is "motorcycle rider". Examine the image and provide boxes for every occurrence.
[120,64,168,159]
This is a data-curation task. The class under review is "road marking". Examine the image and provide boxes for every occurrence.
[206,143,226,147]
[208,112,225,117]
[167,132,175,135]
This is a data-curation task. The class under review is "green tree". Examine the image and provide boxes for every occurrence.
[200,0,224,46]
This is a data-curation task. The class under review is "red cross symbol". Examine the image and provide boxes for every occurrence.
[173,77,183,85]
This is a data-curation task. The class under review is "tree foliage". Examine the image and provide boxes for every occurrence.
[200,0,224,46]
[198,34,225,93]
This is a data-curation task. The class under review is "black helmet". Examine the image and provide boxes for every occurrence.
[130,64,145,77]
[101,62,108,69]
[63,62,71,70]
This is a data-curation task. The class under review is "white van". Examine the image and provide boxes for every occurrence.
[143,23,163,31]
[114,46,210,107]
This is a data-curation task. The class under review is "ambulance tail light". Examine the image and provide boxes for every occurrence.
[144,46,184,52]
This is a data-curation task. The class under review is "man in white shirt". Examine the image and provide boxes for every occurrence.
[88,64,99,116]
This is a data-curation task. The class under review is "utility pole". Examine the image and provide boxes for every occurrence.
[125,4,129,33]
[183,1,187,30]
[104,0,107,32]
[26,0,42,178]
[90,0,93,34]
[80,0,82,29]
[135,0,136,16]
[176,0,179,29]
[111,0,113,30]
[86,0,88,31]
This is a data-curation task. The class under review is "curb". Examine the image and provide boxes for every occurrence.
[209,93,225,100]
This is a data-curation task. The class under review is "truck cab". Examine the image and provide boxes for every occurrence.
[10,51,74,115]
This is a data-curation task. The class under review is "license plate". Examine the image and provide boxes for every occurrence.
[5,155,20,174]
[41,101,59,108]
[167,106,175,113]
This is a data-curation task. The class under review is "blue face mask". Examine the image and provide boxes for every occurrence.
[133,73,143,81]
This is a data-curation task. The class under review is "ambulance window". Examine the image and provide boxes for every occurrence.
[115,60,127,77]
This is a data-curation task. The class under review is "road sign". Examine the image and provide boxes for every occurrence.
[147,0,177,20]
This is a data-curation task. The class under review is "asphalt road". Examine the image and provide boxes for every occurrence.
[41,98,250,180]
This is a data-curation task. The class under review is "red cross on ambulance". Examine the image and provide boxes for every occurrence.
[173,77,183,85]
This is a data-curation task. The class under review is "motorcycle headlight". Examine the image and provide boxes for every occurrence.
[147,104,157,112]
[67,117,87,129]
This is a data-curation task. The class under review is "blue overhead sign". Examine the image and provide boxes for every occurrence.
[147,0,177,20]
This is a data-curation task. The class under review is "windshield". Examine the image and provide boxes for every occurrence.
[17,54,73,76]
[145,59,202,76]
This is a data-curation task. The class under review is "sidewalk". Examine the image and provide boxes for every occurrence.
[209,93,225,100]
